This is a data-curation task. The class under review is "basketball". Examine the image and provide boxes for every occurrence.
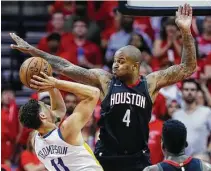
[19,57,52,88]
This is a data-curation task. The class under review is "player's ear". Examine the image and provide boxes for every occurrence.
[133,62,140,70]
[39,112,47,120]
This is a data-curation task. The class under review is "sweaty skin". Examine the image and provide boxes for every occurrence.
[10,4,196,103]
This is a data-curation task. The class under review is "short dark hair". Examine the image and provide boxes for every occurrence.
[73,16,88,26]
[182,78,199,90]
[19,99,42,129]
[47,33,61,42]
[162,119,187,154]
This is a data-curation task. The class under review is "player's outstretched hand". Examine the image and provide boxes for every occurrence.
[10,33,35,54]
[30,72,57,91]
[175,3,192,32]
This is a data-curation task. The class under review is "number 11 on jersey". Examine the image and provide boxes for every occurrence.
[122,109,131,127]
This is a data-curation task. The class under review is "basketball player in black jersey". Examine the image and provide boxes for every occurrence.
[10,4,196,171]
[143,120,211,171]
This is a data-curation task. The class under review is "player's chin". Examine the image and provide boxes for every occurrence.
[113,72,121,78]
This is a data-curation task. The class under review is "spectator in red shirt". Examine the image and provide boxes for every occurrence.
[1,89,19,164]
[197,16,211,58]
[134,16,155,41]
[101,8,121,50]
[48,1,75,17]
[19,132,46,171]
[148,115,164,164]
[152,93,167,119]
[46,33,63,55]
[1,164,11,171]
[87,1,118,30]
[153,17,182,67]
[64,1,101,44]
[39,11,73,54]
[60,17,103,70]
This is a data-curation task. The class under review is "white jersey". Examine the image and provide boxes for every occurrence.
[34,128,103,171]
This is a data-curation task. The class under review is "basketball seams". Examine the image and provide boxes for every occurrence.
[38,58,43,78]
[26,57,35,88]
[19,57,52,88]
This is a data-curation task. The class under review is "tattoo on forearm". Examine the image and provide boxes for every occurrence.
[34,49,112,90]
[36,50,70,71]
[181,32,196,71]
[155,31,196,89]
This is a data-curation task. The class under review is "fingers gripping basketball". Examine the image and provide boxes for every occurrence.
[19,57,52,89]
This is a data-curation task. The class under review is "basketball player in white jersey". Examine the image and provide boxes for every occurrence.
[19,72,103,171]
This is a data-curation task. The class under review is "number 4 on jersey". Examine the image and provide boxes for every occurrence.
[122,109,131,127]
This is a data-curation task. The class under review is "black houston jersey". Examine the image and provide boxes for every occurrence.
[98,76,152,154]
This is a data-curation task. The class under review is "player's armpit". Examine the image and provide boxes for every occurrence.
[60,90,100,145]
[147,62,196,90]
[146,63,196,102]
[143,165,160,171]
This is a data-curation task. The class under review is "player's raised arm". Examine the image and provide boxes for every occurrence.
[30,72,100,144]
[10,33,112,90]
[48,88,66,122]
[30,75,66,122]
[146,4,197,100]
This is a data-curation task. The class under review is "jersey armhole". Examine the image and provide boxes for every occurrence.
[58,128,65,141]
[142,76,153,106]
[101,77,114,105]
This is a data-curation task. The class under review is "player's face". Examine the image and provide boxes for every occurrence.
[182,83,197,104]
[112,51,133,79]
[39,101,55,123]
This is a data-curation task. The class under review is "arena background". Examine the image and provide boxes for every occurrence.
[1,1,211,171]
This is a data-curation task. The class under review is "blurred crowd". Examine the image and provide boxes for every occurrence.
[1,1,211,171]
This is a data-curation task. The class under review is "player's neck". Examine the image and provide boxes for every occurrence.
[124,74,140,86]
[38,123,57,136]
[165,151,188,162]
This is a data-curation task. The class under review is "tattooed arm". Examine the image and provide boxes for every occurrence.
[146,4,197,102]
[10,33,112,98]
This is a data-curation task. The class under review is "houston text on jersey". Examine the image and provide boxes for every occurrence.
[110,92,146,108]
